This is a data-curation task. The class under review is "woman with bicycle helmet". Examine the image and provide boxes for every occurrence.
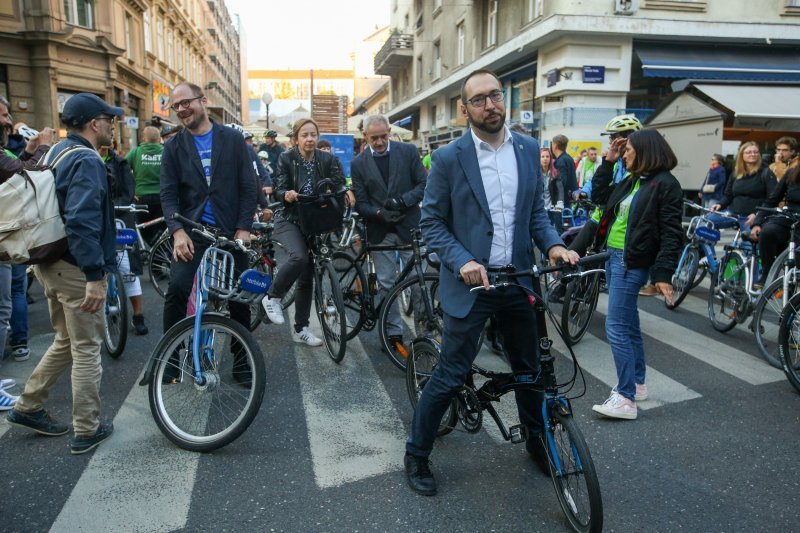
[590,128,683,420]
[260,118,353,346]
[750,165,800,287]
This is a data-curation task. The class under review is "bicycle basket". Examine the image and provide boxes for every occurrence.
[296,193,345,236]
[200,246,237,299]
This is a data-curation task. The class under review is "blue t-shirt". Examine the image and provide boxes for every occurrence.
[193,129,216,226]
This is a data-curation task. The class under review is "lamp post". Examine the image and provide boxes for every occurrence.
[261,92,273,130]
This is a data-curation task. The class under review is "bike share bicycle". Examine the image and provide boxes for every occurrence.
[406,254,607,532]
[139,214,268,452]
[333,215,442,370]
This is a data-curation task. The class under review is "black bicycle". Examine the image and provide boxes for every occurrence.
[333,220,442,370]
[406,254,607,533]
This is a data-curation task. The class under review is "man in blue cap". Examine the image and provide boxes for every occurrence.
[7,92,121,455]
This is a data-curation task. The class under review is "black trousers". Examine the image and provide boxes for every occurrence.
[759,220,793,284]
[162,236,250,333]
[267,218,314,329]
[406,286,544,456]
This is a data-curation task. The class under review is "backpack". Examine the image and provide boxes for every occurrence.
[0,143,99,264]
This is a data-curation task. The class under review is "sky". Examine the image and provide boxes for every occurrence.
[226,0,391,71]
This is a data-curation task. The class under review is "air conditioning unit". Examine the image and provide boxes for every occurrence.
[614,0,639,15]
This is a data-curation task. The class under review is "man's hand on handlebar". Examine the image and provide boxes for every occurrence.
[234,229,251,246]
[710,204,721,212]
[459,260,490,290]
[284,190,299,203]
[172,228,194,262]
[548,246,580,267]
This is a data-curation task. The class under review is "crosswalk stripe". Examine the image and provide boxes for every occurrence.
[290,307,407,489]
[549,331,702,409]
[596,294,784,385]
[51,371,195,532]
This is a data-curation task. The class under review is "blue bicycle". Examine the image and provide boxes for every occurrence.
[668,201,739,311]
[406,254,608,532]
[142,214,269,452]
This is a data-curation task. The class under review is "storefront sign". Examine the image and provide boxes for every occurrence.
[582,66,605,84]
[152,79,172,117]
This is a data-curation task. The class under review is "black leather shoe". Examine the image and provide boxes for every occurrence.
[70,422,114,455]
[404,453,437,496]
[7,409,69,436]
[132,315,149,336]
[526,434,551,476]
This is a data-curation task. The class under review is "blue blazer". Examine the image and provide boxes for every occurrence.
[420,131,563,318]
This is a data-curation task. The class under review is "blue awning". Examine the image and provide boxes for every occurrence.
[392,116,413,127]
[636,45,800,82]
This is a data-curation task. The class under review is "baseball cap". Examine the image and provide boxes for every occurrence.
[61,93,124,128]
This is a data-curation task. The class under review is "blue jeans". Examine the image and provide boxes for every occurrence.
[407,286,543,457]
[706,212,748,231]
[605,248,648,401]
[9,264,28,347]
[0,265,10,353]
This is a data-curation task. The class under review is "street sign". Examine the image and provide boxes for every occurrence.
[124,116,139,129]
[521,110,534,123]
[582,65,605,84]
[320,134,355,179]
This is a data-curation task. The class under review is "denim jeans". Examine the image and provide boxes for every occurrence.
[9,264,28,347]
[706,212,748,231]
[0,265,11,353]
[372,233,422,338]
[605,248,648,401]
[407,286,543,457]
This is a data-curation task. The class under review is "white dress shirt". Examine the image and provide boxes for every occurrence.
[470,126,518,267]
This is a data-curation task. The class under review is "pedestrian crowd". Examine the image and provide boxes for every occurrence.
[0,69,796,498]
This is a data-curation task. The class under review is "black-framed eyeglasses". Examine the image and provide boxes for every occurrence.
[171,95,203,111]
[463,90,504,108]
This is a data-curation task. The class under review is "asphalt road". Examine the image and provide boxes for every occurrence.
[0,274,797,532]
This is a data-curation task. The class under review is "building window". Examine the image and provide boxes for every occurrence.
[124,13,135,61]
[156,15,164,58]
[64,0,94,29]
[431,104,437,129]
[166,29,174,69]
[433,40,441,80]
[415,55,422,91]
[486,0,498,48]
[527,0,543,21]
[414,0,423,32]
[143,10,151,54]
[457,23,465,65]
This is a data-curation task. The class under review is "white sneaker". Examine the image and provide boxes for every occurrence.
[611,383,648,402]
[12,347,30,362]
[261,296,285,325]
[0,389,18,411]
[292,326,323,347]
[592,392,637,420]
[0,378,16,391]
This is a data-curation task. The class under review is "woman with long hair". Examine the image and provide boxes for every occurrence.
[259,118,353,345]
[588,128,684,420]
[710,142,775,229]
[540,147,564,229]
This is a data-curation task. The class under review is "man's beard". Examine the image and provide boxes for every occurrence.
[0,127,8,147]
[180,108,207,131]
[468,109,505,134]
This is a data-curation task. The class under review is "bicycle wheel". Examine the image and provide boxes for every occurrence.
[690,262,707,289]
[561,271,601,346]
[544,409,603,533]
[315,261,348,363]
[397,256,414,317]
[779,292,800,393]
[148,314,266,452]
[666,246,699,310]
[405,338,457,436]
[379,273,442,371]
[752,273,797,368]
[148,233,173,298]
[332,251,367,340]
[104,272,128,358]
[766,246,790,288]
[708,251,744,332]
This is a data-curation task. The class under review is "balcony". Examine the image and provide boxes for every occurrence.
[374,32,414,76]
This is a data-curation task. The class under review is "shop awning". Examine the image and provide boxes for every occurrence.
[636,45,800,82]
[693,84,800,131]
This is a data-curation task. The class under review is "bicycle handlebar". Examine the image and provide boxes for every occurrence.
[466,253,610,292]
[115,204,150,213]
[171,213,249,252]
[684,200,739,220]
[295,188,348,203]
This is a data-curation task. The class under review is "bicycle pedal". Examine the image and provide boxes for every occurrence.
[509,424,528,444]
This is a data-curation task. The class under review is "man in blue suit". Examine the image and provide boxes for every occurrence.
[404,70,578,496]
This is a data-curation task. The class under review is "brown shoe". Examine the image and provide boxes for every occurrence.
[639,284,659,296]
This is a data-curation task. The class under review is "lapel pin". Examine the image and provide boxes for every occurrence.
[519,144,524,150]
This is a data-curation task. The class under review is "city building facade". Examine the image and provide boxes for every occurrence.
[376,0,800,159]
[0,0,243,153]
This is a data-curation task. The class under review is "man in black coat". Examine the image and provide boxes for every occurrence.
[159,81,257,338]
[551,134,578,206]
[351,114,426,353]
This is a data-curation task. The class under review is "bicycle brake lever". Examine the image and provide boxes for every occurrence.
[469,284,497,292]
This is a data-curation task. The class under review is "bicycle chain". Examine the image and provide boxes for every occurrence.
[457,387,482,433]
